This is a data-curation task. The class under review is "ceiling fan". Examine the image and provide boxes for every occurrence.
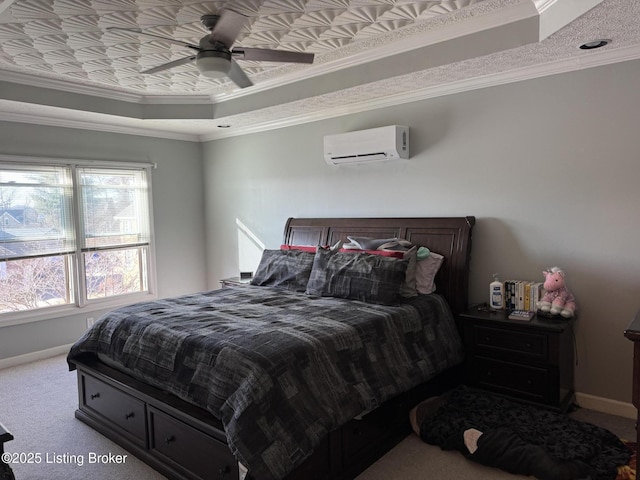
[107,9,315,89]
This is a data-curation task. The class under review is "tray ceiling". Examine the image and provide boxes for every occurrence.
[1,0,639,141]
[0,0,493,95]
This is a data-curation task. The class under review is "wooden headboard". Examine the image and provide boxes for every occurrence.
[283,216,475,315]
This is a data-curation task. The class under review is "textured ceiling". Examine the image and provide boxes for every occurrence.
[0,0,492,95]
[1,0,639,141]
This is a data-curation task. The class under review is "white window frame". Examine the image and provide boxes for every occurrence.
[0,155,157,327]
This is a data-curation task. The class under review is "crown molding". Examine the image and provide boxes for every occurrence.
[0,69,218,106]
[139,95,214,105]
[202,44,640,141]
[0,1,538,107]
[0,0,598,117]
[3,44,640,143]
[0,108,201,142]
[0,69,145,103]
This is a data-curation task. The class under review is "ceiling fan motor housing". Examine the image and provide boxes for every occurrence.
[196,50,232,78]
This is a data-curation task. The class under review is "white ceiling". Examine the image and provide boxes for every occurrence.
[0,0,638,142]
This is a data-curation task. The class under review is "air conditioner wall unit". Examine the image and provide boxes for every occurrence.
[323,125,409,165]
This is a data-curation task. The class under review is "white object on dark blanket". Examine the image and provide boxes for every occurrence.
[463,428,483,454]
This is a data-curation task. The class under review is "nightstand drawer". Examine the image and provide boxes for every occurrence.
[472,356,549,401]
[474,325,547,360]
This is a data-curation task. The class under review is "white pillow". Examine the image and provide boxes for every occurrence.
[415,252,444,294]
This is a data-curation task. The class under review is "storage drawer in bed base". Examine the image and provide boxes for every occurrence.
[80,372,147,448]
[75,358,234,480]
[73,356,462,480]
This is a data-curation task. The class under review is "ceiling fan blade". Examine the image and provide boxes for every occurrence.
[141,56,196,74]
[106,27,201,51]
[210,9,248,48]
[233,48,314,64]
[227,59,253,89]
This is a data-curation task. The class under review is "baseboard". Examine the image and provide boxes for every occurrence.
[575,392,636,420]
[0,343,73,370]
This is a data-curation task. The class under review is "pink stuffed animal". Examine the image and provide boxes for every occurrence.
[537,267,576,318]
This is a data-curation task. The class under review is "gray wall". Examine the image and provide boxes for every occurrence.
[0,122,207,359]
[202,59,640,404]
[2,58,638,405]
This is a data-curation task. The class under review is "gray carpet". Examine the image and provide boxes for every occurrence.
[0,354,165,480]
[0,355,635,480]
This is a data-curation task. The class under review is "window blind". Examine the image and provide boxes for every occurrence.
[0,164,75,261]
[77,167,150,252]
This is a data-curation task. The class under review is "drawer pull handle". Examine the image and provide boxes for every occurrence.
[90,393,100,400]
[125,412,135,420]
[164,435,176,445]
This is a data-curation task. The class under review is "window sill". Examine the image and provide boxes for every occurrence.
[0,292,157,328]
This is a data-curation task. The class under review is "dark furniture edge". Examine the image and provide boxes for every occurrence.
[0,423,13,446]
[624,309,640,341]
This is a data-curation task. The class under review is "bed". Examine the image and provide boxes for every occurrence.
[67,216,475,480]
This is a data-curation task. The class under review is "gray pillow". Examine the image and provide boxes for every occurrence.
[306,248,408,305]
[250,249,315,292]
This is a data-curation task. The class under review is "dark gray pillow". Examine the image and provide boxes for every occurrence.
[306,248,408,305]
[250,249,315,292]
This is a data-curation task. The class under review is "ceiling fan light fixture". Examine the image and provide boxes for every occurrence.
[196,50,231,78]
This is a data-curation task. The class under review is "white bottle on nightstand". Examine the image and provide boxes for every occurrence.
[490,273,504,310]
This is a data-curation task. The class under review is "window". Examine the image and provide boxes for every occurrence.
[78,168,151,301]
[0,159,155,320]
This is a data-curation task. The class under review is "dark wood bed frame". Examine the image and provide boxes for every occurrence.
[70,216,475,480]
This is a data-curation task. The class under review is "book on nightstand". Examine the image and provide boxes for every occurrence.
[508,310,535,321]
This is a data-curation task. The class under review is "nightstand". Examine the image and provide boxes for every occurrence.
[219,276,252,288]
[460,307,575,411]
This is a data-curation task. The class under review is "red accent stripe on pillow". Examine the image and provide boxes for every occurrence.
[339,249,405,258]
[280,244,318,253]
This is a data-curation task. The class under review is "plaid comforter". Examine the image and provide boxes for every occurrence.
[68,285,463,480]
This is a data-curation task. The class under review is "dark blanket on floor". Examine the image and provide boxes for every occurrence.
[419,386,630,480]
